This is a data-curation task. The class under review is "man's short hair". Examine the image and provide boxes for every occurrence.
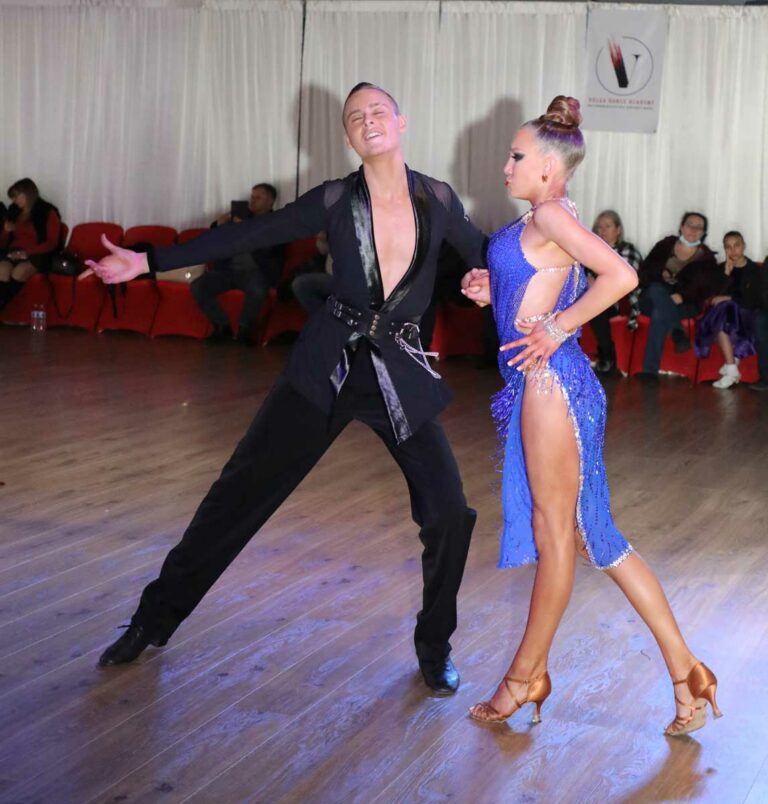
[252,182,277,201]
[343,82,400,122]
[723,230,743,242]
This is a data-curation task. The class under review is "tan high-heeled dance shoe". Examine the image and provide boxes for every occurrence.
[664,661,723,737]
[469,670,551,724]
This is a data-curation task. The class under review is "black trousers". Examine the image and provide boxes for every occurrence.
[190,262,270,331]
[133,345,476,663]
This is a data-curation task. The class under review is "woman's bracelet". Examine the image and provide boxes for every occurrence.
[543,313,574,344]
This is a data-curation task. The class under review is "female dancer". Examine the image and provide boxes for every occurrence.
[461,97,720,737]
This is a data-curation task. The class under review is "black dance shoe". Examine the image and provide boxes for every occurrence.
[98,624,168,667]
[420,656,460,695]
[634,371,660,385]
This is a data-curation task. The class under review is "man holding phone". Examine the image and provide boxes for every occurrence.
[191,181,284,345]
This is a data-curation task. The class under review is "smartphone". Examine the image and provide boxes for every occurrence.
[230,200,250,220]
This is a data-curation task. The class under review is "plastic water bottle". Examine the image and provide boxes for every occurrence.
[31,304,47,332]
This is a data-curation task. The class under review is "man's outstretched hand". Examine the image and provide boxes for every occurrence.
[79,235,150,283]
[460,268,490,307]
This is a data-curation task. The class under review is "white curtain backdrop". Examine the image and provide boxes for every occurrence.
[0,1,766,255]
[0,1,302,229]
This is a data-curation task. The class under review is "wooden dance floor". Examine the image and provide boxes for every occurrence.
[1,326,767,804]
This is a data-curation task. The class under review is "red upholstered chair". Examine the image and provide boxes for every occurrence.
[177,227,208,244]
[629,314,698,381]
[578,316,635,375]
[96,279,160,335]
[67,222,125,268]
[578,323,598,359]
[429,302,485,359]
[151,281,211,339]
[94,225,175,335]
[122,225,177,249]
[0,272,50,325]
[694,342,760,384]
[260,237,319,345]
[46,274,105,331]
[217,290,246,336]
[149,228,213,338]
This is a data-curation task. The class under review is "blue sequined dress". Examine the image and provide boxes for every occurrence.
[489,206,632,570]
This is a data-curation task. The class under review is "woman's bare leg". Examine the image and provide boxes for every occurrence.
[480,375,580,714]
[10,261,36,282]
[478,374,700,724]
[605,553,698,723]
[717,330,735,365]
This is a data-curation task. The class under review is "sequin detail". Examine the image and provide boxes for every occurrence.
[489,209,633,571]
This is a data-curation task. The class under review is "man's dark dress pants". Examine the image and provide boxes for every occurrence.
[133,343,475,662]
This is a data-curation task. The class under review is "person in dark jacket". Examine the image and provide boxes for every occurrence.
[0,178,62,310]
[694,231,759,389]
[191,182,284,345]
[82,83,486,696]
[636,211,719,379]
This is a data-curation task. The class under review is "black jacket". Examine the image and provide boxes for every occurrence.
[639,235,719,309]
[149,166,486,441]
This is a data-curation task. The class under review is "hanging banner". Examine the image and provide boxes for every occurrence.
[583,8,668,133]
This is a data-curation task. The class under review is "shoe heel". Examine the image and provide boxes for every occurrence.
[531,701,543,724]
[700,683,723,719]
[689,662,723,719]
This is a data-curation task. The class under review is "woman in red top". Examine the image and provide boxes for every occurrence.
[0,178,62,309]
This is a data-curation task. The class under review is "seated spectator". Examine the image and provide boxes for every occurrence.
[745,254,768,392]
[0,178,62,310]
[190,182,284,345]
[290,231,333,314]
[694,231,757,389]
[585,210,643,373]
[637,211,719,379]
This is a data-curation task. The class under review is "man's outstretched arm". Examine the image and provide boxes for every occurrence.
[81,184,327,284]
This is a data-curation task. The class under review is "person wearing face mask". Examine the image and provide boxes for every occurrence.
[694,231,758,389]
[585,210,642,373]
[636,212,719,381]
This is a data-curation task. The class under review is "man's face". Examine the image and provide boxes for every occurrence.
[249,187,274,216]
[724,235,745,263]
[343,88,405,159]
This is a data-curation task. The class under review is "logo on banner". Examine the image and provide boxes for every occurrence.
[595,36,654,96]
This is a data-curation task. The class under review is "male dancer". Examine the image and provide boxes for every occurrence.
[84,83,486,694]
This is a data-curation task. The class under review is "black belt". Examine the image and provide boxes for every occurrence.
[326,294,419,341]
[325,295,439,444]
